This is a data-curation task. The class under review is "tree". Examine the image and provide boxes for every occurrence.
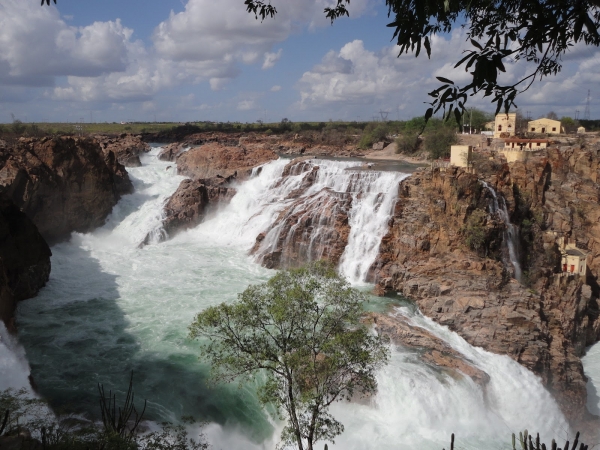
[188,262,389,450]
[561,116,580,132]
[547,111,559,120]
[243,0,600,122]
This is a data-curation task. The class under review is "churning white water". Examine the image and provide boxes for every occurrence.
[12,148,569,449]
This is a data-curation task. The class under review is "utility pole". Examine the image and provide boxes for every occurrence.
[379,110,389,121]
[584,90,591,120]
[575,110,580,120]
[526,111,531,120]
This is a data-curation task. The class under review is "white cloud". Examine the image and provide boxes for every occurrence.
[237,100,256,111]
[270,85,282,92]
[262,49,283,69]
[0,0,133,81]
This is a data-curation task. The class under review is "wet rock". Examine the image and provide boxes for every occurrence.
[365,312,490,387]
[252,187,351,269]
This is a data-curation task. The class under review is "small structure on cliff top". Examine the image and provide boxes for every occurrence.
[450,145,472,168]
[494,113,516,138]
[500,138,548,163]
[558,237,588,277]
[528,118,562,134]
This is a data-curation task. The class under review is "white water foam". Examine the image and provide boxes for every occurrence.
[12,151,572,450]
[582,343,600,416]
[0,322,33,391]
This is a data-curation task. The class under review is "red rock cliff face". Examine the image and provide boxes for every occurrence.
[0,192,51,328]
[371,152,600,428]
[0,137,133,243]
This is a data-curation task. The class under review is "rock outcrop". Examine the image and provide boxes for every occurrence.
[176,142,277,180]
[0,192,51,328]
[365,312,490,387]
[371,150,600,426]
[0,137,133,243]
[95,134,149,167]
[157,142,188,162]
[158,177,236,239]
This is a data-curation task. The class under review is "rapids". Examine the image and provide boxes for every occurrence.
[9,147,572,449]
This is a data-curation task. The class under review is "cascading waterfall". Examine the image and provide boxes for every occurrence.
[11,149,570,450]
[480,181,522,281]
[247,158,407,282]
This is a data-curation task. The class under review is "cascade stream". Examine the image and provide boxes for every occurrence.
[3,148,571,449]
[480,181,523,281]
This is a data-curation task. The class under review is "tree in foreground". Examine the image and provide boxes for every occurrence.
[188,262,389,450]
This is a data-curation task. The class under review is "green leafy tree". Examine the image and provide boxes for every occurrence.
[561,116,579,132]
[188,262,389,450]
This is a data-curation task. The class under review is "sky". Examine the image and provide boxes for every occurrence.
[0,0,599,124]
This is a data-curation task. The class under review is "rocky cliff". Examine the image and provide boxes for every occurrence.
[0,192,51,328]
[0,137,133,243]
[371,147,600,428]
[144,176,236,244]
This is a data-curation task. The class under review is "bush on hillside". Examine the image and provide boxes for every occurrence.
[395,132,421,154]
[423,127,457,159]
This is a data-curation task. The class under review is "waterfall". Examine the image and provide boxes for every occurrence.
[239,158,407,282]
[480,181,522,281]
[9,151,571,450]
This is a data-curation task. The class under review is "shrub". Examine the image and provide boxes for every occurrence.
[423,126,457,159]
[463,209,488,252]
[395,132,420,154]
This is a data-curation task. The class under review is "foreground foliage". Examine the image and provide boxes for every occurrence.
[189,262,389,450]
[0,375,208,450]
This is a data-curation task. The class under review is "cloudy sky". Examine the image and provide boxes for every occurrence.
[1,0,599,123]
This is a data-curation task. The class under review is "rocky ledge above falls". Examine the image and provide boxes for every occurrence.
[0,136,133,243]
[176,142,278,180]
[370,151,600,429]
[94,133,149,167]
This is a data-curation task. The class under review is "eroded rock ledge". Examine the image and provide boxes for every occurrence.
[0,137,133,243]
[365,312,490,387]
